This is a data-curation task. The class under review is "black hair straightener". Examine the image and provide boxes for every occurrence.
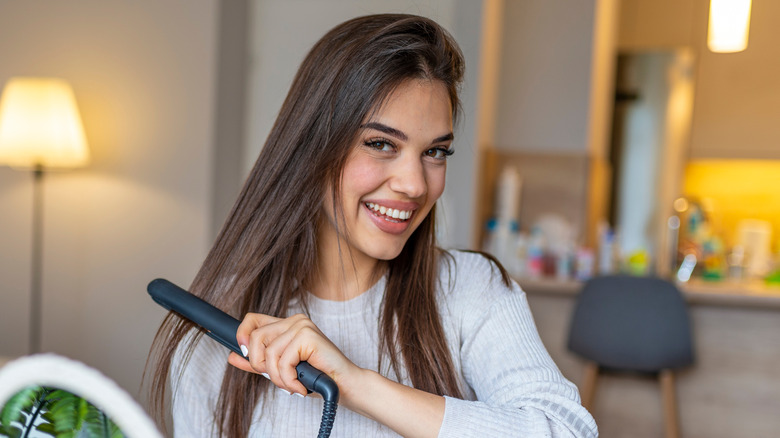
[147,278,338,438]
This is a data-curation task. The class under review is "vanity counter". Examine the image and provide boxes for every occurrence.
[517,277,780,310]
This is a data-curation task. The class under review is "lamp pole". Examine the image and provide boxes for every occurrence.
[30,164,44,353]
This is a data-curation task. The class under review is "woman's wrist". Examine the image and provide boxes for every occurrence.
[335,365,374,415]
[336,366,445,438]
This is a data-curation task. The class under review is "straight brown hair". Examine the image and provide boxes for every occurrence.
[146,14,466,436]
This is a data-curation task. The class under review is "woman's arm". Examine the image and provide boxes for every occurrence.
[337,367,446,437]
[437,265,598,437]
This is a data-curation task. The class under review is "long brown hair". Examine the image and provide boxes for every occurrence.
[147,14,465,436]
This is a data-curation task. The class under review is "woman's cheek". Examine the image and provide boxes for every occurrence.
[426,165,447,202]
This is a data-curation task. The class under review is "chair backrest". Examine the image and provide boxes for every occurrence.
[567,275,694,373]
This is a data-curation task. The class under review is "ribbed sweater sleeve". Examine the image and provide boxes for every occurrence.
[437,252,597,437]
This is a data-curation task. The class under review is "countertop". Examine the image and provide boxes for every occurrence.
[517,276,780,310]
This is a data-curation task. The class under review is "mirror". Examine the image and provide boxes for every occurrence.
[0,354,161,438]
[607,49,696,275]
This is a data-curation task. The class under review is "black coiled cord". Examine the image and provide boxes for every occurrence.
[317,399,338,438]
[295,361,339,438]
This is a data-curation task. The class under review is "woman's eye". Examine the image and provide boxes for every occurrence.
[425,147,454,160]
[364,139,395,152]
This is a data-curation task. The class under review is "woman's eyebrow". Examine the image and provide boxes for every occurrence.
[433,132,455,143]
[362,122,454,144]
[362,122,408,141]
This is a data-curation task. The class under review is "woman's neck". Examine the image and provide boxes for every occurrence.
[310,252,385,301]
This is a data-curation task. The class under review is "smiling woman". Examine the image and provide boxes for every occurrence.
[146,13,597,438]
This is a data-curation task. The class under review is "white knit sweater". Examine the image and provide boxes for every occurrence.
[171,251,598,437]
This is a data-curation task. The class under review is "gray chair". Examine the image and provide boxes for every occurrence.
[567,275,694,438]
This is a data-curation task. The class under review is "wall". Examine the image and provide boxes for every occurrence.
[493,0,596,153]
[245,0,484,250]
[0,1,218,396]
[689,0,780,159]
[618,0,780,160]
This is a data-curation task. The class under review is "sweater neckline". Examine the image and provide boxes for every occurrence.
[302,276,386,316]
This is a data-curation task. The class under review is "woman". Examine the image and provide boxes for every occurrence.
[148,13,597,438]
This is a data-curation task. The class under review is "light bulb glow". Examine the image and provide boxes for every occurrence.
[708,0,752,53]
[0,77,90,169]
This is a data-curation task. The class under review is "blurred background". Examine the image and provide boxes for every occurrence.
[0,0,778,437]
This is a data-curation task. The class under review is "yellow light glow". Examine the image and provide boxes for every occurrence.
[673,197,689,213]
[683,160,780,250]
[708,0,752,53]
[0,77,90,169]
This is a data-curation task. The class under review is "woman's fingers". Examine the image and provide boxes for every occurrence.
[227,351,255,374]
[231,313,336,396]
[277,329,319,396]
[261,315,316,394]
[236,312,280,356]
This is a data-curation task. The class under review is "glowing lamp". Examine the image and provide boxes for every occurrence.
[708,0,752,53]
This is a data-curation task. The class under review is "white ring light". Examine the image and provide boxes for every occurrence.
[0,354,162,437]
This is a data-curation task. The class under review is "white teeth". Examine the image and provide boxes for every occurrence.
[365,203,413,221]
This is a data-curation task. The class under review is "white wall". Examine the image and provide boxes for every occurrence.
[245,0,483,249]
[0,1,218,396]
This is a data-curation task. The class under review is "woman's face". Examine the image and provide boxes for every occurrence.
[320,79,453,266]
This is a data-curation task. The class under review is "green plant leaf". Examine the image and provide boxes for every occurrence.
[0,424,23,438]
[0,386,40,427]
[35,421,57,436]
[43,389,89,437]
[84,403,124,438]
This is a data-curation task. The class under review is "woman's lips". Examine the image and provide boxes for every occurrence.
[363,202,414,235]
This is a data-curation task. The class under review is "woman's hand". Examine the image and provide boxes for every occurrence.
[227,313,357,397]
[228,312,445,437]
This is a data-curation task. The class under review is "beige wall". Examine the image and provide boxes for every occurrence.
[493,0,597,153]
[0,1,218,396]
[618,0,780,159]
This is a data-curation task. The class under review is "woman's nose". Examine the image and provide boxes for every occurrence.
[388,156,427,199]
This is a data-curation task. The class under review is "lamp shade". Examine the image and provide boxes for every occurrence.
[708,0,752,53]
[0,77,89,169]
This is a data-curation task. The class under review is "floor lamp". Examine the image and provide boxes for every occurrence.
[0,77,90,354]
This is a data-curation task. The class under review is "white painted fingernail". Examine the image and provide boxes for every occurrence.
[260,373,270,380]
[294,392,304,398]
[280,388,291,395]
[240,344,249,357]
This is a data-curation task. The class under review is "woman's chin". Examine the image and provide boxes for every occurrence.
[362,243,405,262]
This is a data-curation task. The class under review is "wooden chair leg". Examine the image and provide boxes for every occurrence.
[660,369,680,438]
[580,361,599,411]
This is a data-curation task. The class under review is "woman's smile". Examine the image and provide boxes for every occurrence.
[363,201,419,235]
[318,78,453,269]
